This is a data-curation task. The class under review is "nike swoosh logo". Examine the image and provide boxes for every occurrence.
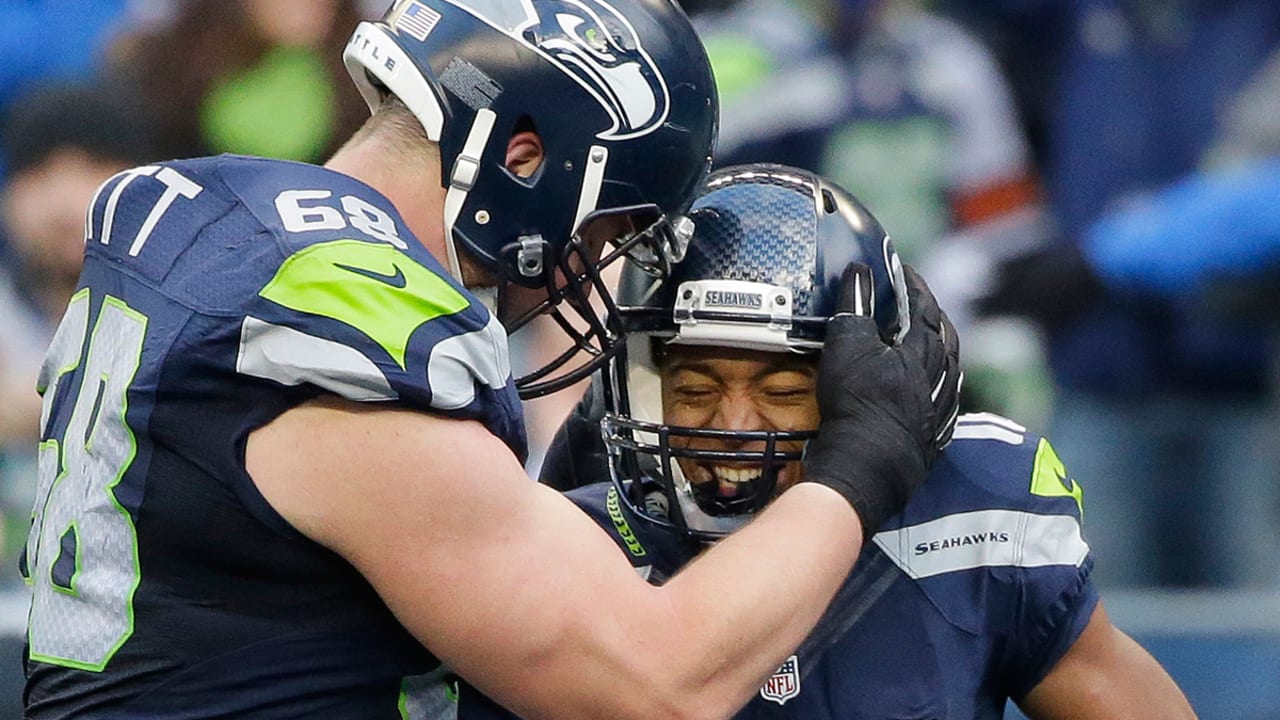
[334,262,407,289]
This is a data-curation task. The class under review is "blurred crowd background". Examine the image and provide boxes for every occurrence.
[1,1,1279,717]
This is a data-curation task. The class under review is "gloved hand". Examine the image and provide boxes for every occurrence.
[903,264,962,451]
[974,243,1104,329]
[802,263,962,537]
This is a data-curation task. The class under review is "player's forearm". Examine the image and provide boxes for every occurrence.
[645,483,864,716]
[465,484,864,720]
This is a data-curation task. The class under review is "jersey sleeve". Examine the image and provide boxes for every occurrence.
[1002,556,1100,700]
[962,418,1099,698]
[177,156,527,460]
[114,156,529,541]
[241,237,523,447]
[873,413,1099,699]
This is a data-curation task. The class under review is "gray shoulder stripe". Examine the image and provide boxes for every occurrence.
[953,412,1027,445]
[956,412,1026,432]
[873,509,1088,580]
[237,316,396,401]
[951,423,1024,445]
[426,315,511,410]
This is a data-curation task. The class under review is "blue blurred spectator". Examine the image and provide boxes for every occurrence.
[969,0,1280,590]
[0,1,130,110]
[1083,157,1280,301]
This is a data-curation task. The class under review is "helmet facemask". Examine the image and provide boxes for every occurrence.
[497,206,694,398]
[603,277,822,540]
[604,391,815,539]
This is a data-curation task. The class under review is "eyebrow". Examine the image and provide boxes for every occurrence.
[750,361,817,382]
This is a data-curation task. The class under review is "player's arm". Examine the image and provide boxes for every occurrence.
[247,262,958,720]
[248,397,861,720]
[1017,602,1197,720]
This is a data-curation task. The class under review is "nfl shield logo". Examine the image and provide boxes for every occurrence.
[759,655,801,705]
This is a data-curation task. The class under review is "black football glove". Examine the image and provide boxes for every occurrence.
[974,243,1104,329]
[802,263,962,537]
[903,264,962,451]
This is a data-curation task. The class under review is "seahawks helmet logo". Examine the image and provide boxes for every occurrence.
[450,0,671,139]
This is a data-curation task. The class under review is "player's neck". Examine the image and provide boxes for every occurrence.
[325,135,449,260]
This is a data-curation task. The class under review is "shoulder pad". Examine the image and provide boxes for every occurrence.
[938,413,1084,518]
[871,412,1089,585]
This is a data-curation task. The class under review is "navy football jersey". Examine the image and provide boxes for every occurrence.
[20,155,525,719]
[461,412,1097,720]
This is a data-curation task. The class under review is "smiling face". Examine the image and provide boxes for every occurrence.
[658,344,819,513]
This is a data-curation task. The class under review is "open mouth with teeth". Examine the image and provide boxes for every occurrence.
[682,461,800,516]
[703,465,765,498]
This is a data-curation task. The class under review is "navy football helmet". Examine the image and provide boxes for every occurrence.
[602,164,914,538]
[344,0,717,397]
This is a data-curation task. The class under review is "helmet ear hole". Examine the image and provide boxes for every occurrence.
[821,188,838,214]
[506,115,544,182]
[512,114,537,137]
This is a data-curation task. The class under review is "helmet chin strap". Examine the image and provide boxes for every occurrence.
[572,145,610,233]
[674,486,750,537]
[443,108,498,283]
[442,231,466,283]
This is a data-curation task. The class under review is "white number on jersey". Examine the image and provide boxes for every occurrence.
[26,291,148,670]
[275,189,407,249]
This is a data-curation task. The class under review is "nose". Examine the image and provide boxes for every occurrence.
[709,393,767,436]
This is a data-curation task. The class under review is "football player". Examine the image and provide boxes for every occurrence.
[20,3,958,719]
[477,164,1198,719]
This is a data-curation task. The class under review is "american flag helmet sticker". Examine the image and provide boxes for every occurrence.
[759,654,801,705]
[394,1,442,41]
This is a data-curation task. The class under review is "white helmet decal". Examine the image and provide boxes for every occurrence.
[446,0,671,139]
